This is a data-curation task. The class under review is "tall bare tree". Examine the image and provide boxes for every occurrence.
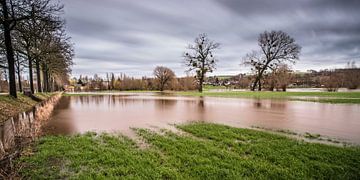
[14,51,26,92]
[13,0,69,93]
[0,0,20,97]
[1,0,65,97]
[39,29,74,92]
[184,33,220,92]
[153,66,175,91]
[244,30,301,91]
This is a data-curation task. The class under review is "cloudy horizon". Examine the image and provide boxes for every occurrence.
[63,0,360,78]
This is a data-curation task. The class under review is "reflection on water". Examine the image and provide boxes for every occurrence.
[0,95,61,159]
[45,94,360,143]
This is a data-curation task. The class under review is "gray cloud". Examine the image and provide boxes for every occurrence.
[62,0,360,77]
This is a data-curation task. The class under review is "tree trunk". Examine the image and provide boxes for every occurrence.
[28,56,34,94]
[43,68,49,92]
[46,70,50,92]
[17,66,22,92]
[36,60,42,92]
[258,81,262,91]
[252,68,267,91]
[1,0,17,98]
[251,76,260,91]
[160,82,164,91]
[198,75,203,93]
[51,77,55,92]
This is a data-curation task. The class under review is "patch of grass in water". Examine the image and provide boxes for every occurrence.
[18,123,360,179]
[251,126,298,136]
[304,132,322,139]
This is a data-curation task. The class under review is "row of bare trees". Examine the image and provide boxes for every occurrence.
[0,0,73,98]
[319,62,360,91]
[71,71,197,92]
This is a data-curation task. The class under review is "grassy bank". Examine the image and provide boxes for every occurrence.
[18,123,360,179]
[176,91,360,104]
[0,93,55,122]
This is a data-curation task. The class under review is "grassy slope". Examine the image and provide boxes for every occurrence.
[176,91,360,104]
[19,123,360,179]
[0,93,55,122]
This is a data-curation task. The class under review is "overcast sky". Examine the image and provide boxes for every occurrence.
[62,0,360,77]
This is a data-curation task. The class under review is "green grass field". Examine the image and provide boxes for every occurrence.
[0,93,55,122]
[18,123,360,179]
[63,89,360,104]
[176,91,360,104]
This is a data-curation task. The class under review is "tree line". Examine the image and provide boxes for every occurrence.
[69,30,358,92]
[70,71,197,92]
[0,0,74,98]
[70,31,302,92]
[2,3,357,95]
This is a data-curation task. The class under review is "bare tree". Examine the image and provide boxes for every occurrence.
[321,70,342,92]
[153,66,175,91]
[273,64,293,91]
[14,52,26,92]
[243,30,301,91]
[1,0,66,97]
[0,0,21,97]
[344,61,360,89]
[184,33,220,92]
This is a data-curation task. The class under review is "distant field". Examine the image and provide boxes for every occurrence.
[18,123,360,179]
[63,90,360,104]
[176,91,360,104]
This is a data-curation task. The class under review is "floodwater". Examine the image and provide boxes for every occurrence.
[44,93,360,143]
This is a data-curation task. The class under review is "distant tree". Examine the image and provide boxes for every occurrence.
[344,61,360,89]
[110,73,115,90]
[321,70,342,92]
[273,64,293,91]
[184,33,220,92]
[153,66,175,91]
[243,30,301,91]
[176,76,197,91]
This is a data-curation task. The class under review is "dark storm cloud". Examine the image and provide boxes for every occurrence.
[62,0,360,77]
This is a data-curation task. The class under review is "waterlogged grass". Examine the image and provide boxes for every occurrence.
[0,92,55,122]
[176,91,360,104]
[19,123,360,179]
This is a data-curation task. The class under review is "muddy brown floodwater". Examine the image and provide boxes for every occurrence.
[44,93,360,143]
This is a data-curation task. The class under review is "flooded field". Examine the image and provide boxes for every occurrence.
[44,93,360,143]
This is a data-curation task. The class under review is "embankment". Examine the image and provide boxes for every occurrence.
[0,93,62,177]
